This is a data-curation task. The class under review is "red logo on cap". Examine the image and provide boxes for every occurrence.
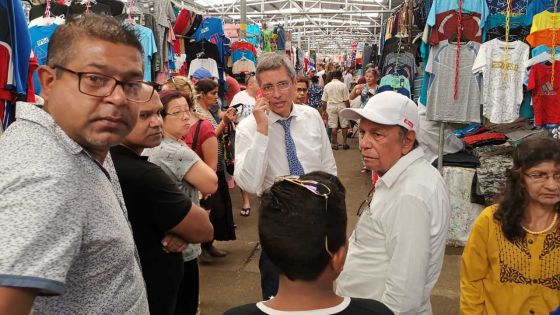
[404,118,414,128]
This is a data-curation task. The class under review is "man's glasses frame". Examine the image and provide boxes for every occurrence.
[275,175,334,257]
[53,65,160,103]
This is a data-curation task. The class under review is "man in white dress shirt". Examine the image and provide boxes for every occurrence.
[234,52,337,300]
[336,91,450,315]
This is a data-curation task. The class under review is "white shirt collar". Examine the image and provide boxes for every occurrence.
[256,297,351,314]
[378,147,425,188]
[269,103,301,123]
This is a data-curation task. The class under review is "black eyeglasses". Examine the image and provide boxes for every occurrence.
[275,175,333,257]
[53,65,160,103]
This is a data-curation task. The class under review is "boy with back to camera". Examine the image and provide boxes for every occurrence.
[223,171,393,315]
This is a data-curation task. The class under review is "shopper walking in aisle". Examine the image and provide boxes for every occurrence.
[224,172,394,315]
[111,92,214,315]
[336,91,450,315]
[461,137,560,315]
[294,76,309,105]
[147,90,218,315]
[194,78,238,261]
[0,14,150,314]
[322,70,351,150]
[231,73,259,216]
[344,67,354,91]
[234,53,337,300]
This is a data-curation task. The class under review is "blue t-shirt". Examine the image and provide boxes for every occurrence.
[487,0,528,15]
[276,25,286,50]
[524,0,557,25]
[2,0,31,94]
[427,0,489,27]
[246,24,261,48]
[29,24,59,94]
[133,24,157,81]
[532,45,560,57]
[194,17,225,61]
[232,49,256,63]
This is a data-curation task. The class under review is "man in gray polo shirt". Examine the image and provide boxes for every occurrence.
[0,15,151,314]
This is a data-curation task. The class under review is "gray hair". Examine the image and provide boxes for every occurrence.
[255,53,296,84]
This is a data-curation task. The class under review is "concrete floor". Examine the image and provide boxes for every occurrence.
[199,137,462,315]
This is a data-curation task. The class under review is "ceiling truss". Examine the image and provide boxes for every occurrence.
[189,0,403,54]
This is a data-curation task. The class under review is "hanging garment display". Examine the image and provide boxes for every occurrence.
[472,39,530,123]
[426,40,481,123]
[527,62,560,126]
[429,10,482,45]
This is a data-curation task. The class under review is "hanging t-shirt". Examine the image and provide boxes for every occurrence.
[2,0,31,95]
[524,0,558,25]
[29,23,59,95]
[246,24,261,48]
[276,25,286,50]
[427,0,489,27]
[485,14,525,30]
[425,40,481,123]
[262,29,273,52]
[472,39,530,123]
[194,17,226,62]
[526,29,560,48]
[133,24,157,81]
[487,0,528,15]
[377,74,412,98]
[232,59,256,75]
[232,50,256,63]
[187,58,219,79]
[532,45,560,57]
[527,62,560,126]
[530,11,560,33]
[430,10,482,45]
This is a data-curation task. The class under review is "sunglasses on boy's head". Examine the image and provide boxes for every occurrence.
[275,175,334,257]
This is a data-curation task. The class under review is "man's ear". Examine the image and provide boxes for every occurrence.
[401,130,416,154]
[330,241,348,274]
[37,65,57,101]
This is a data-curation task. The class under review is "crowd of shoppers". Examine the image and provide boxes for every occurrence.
[1,13,560,315]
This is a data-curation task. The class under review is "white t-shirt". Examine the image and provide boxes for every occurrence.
[230,90,256,122]
[472,39,530,123]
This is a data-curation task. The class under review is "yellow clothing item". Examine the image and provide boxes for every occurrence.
[460,205,560,315]
[530,11,560,33]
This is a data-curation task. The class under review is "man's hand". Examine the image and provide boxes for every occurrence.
[161,234,188,253]
[253,98,269,136]
[0,287,36,315]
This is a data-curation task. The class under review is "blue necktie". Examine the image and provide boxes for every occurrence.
[277,117,305,176]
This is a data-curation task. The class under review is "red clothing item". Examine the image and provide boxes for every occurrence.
[462,132,506,145]
[225,75,241,106]
[27,53,38,102]
[528,62,560,126]
[174,9,191,35]
[230,41,257,56]
[429,10,482,45]
[183,119,216,159]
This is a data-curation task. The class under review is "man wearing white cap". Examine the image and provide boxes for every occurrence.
[336,91,450,315]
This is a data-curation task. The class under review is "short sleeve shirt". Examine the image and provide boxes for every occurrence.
[224,298,394,315]
[0,103,148,314]
[110,145,191,314]
[147,138,200,204]
[321,79,350,106]
[527,62,560,126]
[426,40,482,123]
[183,119,217,160]
[133,24,157,81]
[472,39,529,123]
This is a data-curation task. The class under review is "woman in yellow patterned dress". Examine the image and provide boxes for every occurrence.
[461,137,560,315]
